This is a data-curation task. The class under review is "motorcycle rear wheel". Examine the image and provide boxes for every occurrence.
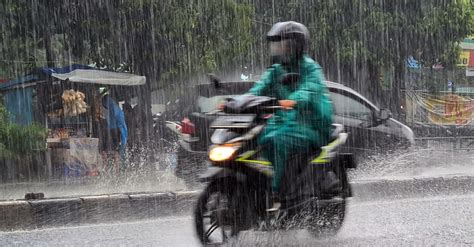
[309,198,346,237]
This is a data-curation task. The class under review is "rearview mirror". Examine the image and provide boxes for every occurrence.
[377,109,392,121]
[208,73,221,89]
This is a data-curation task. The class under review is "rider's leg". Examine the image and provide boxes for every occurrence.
[261,138,287,192]
[260,126,319,193]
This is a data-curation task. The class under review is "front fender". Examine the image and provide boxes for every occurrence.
[199,166,247,183]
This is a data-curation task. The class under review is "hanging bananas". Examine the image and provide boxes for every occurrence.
[62,90,88,117]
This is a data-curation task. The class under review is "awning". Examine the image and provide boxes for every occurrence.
[51,69,146,86]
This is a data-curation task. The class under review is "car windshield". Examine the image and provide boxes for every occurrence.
[330,92,373,121]
[194,82,253,113]
[197,95,234,113]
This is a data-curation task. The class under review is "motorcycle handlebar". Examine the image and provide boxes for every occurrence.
[206,105,285,115]
[263,106,284,110]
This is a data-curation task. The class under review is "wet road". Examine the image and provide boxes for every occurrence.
[1,193,472,246]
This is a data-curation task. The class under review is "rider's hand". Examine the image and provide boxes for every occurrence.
[279,100,296,110]
[217,103,225,111]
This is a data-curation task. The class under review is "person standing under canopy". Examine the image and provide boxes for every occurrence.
[99,88,128,173]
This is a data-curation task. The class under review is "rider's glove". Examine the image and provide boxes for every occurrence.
[278,100,296,110]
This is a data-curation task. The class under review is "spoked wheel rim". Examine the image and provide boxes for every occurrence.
[195,184,239,245]
[203,193,235,243]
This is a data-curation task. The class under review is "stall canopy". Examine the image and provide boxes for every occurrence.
[0,64,146,125]
[51,69,146,86]
[0,64,145,91]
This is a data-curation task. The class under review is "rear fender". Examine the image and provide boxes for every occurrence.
[339,153,357,169]
[332,154,354,197]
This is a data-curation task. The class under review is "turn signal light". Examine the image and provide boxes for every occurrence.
[209,146,237,162]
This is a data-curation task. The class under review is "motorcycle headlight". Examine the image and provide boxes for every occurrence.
[209,145,238,162]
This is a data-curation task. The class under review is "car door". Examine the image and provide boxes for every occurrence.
[329,90,377,155]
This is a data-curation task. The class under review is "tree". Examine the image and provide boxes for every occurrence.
[246,0,473,115]
[1,0,472,117]
[0,0,254,86]
[0,0,255,157]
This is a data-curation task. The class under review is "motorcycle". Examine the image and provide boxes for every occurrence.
[194,92,357,245]
[146,105,182,168]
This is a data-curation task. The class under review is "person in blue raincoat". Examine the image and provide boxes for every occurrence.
[100,89,128,165]
[248,21,333,205]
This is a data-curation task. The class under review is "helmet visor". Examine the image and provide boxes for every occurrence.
[269,40,291,57]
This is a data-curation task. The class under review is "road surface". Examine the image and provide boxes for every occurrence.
[1,193,472,246]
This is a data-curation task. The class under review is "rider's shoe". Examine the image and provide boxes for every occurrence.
[266,202,281,212]
[266,192,281,212]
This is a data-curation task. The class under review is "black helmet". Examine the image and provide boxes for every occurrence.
[266,21,310,62]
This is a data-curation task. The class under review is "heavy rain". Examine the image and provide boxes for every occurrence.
[0,0,473,246]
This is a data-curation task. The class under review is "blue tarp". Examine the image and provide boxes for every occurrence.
[37,64,93,76]
[4,88,33,125]
[0,74,39,90]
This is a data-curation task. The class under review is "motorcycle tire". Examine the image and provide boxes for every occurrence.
[194,179,250,245]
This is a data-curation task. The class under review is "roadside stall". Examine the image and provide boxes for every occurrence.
[0,65,146,178]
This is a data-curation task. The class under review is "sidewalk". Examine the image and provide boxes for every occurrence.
[0,170,187,201]
[350,147,474,180]
[1,147,472,201]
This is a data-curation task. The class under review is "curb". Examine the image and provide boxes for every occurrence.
[351,175,473,201]
[0,191,198,231]
[0,176,472,231]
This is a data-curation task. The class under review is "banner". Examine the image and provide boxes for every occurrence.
[467,51,474,77]
[406,91,474,126]
[458,51,470,67]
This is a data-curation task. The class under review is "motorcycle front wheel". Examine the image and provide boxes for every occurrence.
[194,180,245,245]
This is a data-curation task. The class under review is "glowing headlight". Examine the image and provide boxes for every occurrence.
[209,146,237,162]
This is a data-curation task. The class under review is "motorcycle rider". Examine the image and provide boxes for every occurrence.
[248,21,333,208]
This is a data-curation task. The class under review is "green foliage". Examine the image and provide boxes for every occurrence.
[273,0,473,68]
[0,104,47,158]
[0,0,472,99]
[251,0,473,113]
[0,0,254,90]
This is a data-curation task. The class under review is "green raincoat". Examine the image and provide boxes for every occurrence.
[249,56,333,191]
